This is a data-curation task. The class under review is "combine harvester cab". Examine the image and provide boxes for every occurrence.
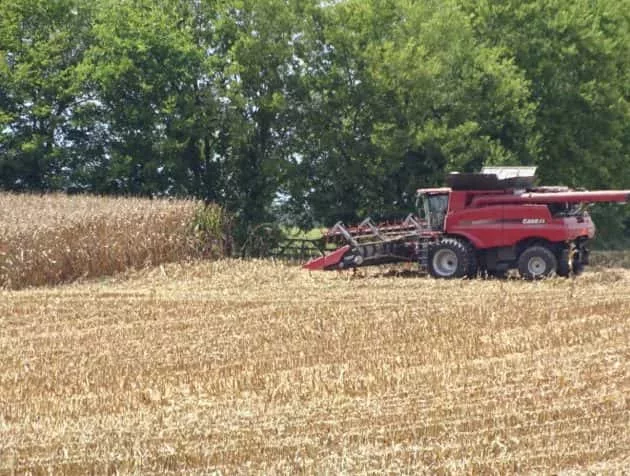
[303,167,630,279]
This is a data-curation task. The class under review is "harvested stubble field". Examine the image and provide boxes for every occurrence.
[1,259,630,474]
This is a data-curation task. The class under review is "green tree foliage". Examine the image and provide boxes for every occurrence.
[1,0,629,240]
[77,0,209,195]
[210,0,315,237]
[459,0,630,189]
[0,0,93,190]
[285,0,538,226]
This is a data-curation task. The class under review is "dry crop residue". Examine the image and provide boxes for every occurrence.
[1,261,629,473]
[0,193,225,289]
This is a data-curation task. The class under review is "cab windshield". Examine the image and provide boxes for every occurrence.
[417,193,449,231]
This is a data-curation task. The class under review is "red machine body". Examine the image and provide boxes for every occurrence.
[432,189,622,249]
[304,169,629,279]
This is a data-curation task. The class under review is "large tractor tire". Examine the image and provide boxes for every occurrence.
[557,248,571,278]
[557,246,586,277]
[428,238,477,279]
[518,246,557,280]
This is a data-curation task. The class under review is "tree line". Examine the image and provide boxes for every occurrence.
[2,0,630,241]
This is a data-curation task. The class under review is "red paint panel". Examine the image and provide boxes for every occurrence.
[445,205,505,248]
[446,203,597,249]
[302,245,351,271]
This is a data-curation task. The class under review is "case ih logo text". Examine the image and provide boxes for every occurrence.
[522,218,546,225]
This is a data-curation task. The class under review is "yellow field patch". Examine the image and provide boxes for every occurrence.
[1,260,629,473]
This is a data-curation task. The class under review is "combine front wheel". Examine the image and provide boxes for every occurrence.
[518,246,557,280]
[428,238,476,279]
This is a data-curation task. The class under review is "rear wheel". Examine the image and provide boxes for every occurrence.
[518,246,557,280]
[428,238,476,279]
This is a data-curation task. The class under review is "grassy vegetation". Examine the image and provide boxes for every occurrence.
[0,193,228,289]
[591,250,630,269]
[283,226,327,240]
[1,260,629,473]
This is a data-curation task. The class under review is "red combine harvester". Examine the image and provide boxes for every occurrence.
[303,167,630,279]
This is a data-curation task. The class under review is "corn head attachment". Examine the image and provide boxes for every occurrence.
[303,215,438,271]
